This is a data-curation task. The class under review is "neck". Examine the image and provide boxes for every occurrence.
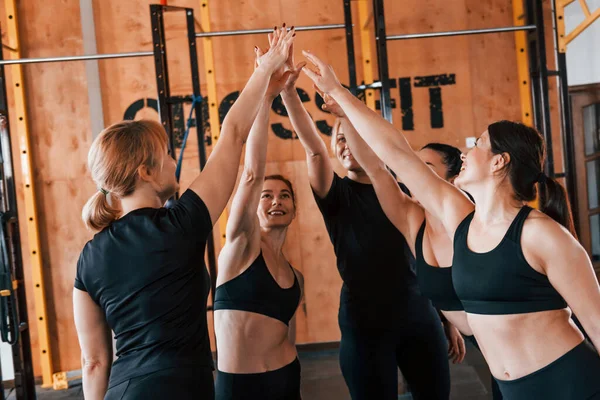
[347,169,371,184]
[120,186,165,215]
[469,179,523,224]
[260,226,288,256]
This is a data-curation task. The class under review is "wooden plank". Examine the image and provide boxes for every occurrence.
[15,0,93,375]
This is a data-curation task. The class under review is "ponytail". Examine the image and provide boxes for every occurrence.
[82,191,121,232]
[82,119,169,231]
[538,176,577,239]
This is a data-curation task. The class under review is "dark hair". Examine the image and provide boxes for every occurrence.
[264,175,296,207]
[488,120,576,237]
[421,142,463,179]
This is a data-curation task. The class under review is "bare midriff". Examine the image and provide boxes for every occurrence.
[467,308,584,381]
[215,310,297,373]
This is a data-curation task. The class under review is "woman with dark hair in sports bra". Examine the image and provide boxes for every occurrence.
[303,51,600,400]
[213,27,304,400]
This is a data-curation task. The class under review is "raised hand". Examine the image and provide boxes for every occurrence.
[255,47,292,99]
[301,50,343,94]
[282,42,307,93]
[256,25,296,74]
[314,85,345,118]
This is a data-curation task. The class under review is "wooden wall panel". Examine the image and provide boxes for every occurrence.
[10,0,93,375]
[0,3,40,376]
[0,0,565,376]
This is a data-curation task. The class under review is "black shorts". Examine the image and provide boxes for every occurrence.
[215,358,301,400]
[495,340,600,400]
[104,366,214,400]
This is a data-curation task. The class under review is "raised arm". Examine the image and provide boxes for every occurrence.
[223,99,272,253]
[302,51,472,237]
[187,26,295,224]
[280,44,333,198]
[320,93,424,253]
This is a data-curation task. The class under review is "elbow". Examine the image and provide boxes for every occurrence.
[81,355,110,376]
[240,168,265,184]
[221,120,250,147]
[306,150,327,162]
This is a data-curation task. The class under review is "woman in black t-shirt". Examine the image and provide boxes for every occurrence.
[280,52,452,399]
[73,29,295,400]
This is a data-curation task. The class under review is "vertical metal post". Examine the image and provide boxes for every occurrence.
[372,0,393,122]
[552,0,578,231]
[150,5,176,159]
[185,8,217,305]
[0,32,36,400]
[527,0,555,177]
[343,0,358,95]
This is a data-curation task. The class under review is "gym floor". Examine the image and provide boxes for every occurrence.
[3,340,493,400]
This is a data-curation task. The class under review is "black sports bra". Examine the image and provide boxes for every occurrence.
[415,221,464,311]
[452,206,567,315]
[213,251,301,325]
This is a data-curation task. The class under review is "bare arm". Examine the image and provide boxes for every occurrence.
[526,215,600,351]
[322,95,424,250]
[218,99,272,281]
[302,51,473,236]
[73,289,112,400]
[188,27,295,223]
[280,63,333,198]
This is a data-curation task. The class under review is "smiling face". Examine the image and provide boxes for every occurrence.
[331,123,363,173]
[257,178,296,229]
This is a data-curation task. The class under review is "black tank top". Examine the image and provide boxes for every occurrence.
[213,251,301,325]
[415,221,464,311]
[452,206,567,315]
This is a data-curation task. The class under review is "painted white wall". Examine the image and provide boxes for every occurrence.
[1,342,14,381]
[565,0,600,86]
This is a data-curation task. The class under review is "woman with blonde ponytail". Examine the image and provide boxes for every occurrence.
[73,27,296,400]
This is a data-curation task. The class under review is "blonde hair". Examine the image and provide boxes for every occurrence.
[82,119,169,231]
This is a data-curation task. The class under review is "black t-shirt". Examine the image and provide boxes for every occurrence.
[314,174,418,327]
[75,189,213,388]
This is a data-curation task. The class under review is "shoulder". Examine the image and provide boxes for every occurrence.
[522,208,573,243]
[521,209,581,268]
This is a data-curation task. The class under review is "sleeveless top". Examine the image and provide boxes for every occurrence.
[452,206,567,315]
[213,252,301,325]
[415,221,464,311]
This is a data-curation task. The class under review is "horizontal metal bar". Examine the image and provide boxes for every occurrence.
[0,51,154,66]
[387,25,537,41]
[357,81,382,90]
[196,23,347,38]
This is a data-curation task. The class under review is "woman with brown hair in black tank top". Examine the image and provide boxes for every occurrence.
[302,51,600,400]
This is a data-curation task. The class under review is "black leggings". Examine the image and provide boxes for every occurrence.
[104,366,214,400]
[464,335,503,400]
[495,340,600,400]
[338,296,450,400]
[215,358,301,400]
